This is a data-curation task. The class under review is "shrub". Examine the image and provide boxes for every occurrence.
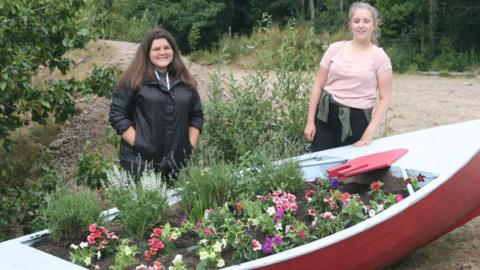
[75,141,112,190]
[43,189,102,242]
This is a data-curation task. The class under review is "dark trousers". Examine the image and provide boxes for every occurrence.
[311,103,369,152]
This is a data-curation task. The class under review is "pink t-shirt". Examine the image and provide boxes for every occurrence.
[320,41,392,109]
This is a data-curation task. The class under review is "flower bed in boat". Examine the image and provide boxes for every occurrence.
[33,169,426,270]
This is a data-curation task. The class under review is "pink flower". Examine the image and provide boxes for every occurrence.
[144,250,152,262]
[152,228,163,237]
[320,211,336,220]
[87,234,96,244]
[324,196,339,209]
[308,208,316,216]
[153,260,162,270]
[297,229,306,239]
[135,264,148,270]
[395,194,404,202]
[203,226,213,235]
[252,239,262,251]
[89,224,97,233]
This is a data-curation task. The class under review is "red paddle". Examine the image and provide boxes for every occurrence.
[327,148,408,180]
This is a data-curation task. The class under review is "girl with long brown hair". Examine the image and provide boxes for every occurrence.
[110,27,203,180]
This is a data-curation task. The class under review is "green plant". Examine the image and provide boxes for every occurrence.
[82,65,121,98]
[233,153,304,198]
[110,239,139,270]
[75,141,112,189]
[43,189,102,242]
[178,162,236,222]
[108,166,170,240]
[70,241,97,267]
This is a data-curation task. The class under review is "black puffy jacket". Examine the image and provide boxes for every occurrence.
[109,77,203,173]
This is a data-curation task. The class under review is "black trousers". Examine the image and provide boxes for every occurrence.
[311,103,369,152]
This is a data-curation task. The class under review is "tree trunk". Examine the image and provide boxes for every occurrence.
[309,0,315,21]
[340,0,344,12]
[429,0,438,51]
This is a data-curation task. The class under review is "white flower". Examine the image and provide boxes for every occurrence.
[213,241,223,253]
[266,206,276,216]
[369,209,376,217]
[79,241,88,248]
[96,251,101,260]
[70,244,78,250]
[124,246,133,256]
[216,258,225,267]
[275,222,283,231]
[172,254,183,264]
[199,250,209,260]
[377,204,384,212]
[83,256,92,266]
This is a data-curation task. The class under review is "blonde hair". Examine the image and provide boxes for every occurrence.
[348,2,381,44]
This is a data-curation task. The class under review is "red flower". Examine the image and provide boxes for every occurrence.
[297,229,305,239]
[153,260,162,270]
[308,208,316,216]
[88,223,97,233]
[417,174,426,182]
[152,228,163,237]
[144,250,152,262]
[236,202,243,212]
[87,234,96,244]
[395,194,404,202]
[305,190,314,201]
[371,181,381,191]
[404,178,412,185]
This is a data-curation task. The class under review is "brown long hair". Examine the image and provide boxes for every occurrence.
[116,27,198,91]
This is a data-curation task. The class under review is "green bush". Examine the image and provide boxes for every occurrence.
[200,67,310,163]
[75,141,112,190]
[0,149,60,241]
[108,167,170,240]
[43,189,102,242]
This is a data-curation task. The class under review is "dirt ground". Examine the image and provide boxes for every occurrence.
[49,40,480,269]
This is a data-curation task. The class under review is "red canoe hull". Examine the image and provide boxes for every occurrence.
[259,152,480,270]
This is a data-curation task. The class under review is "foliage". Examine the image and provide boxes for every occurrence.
[0,0,91,149]
[110,239,139,270]
[233,154,304,198]
[42,188,102,242]
[177,162,236,222]
[75,141,113,190]
[199,43,312,163]
[108,166,170,240]
[0,149,60,241]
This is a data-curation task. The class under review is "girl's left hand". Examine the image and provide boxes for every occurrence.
[353,127,375,147]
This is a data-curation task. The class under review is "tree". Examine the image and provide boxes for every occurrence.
[0,0,91,149]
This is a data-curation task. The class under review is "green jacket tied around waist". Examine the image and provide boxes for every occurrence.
[316,90,372,142]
